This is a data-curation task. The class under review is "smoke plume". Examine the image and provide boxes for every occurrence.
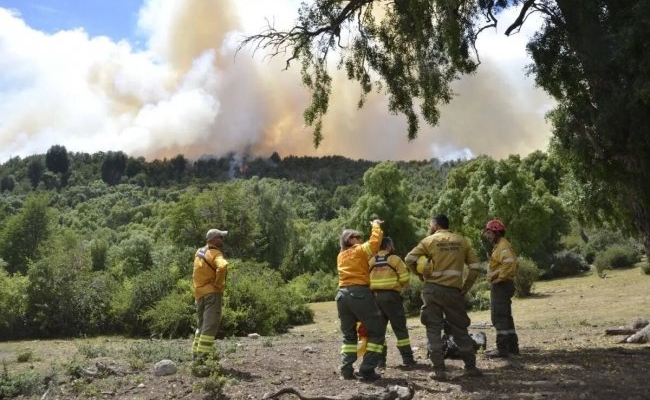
[0,0,553,163]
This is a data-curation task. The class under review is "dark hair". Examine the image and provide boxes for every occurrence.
[432,214,449,229]
[380,237,393,250]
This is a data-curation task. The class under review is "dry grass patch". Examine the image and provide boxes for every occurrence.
[0,267,648,400]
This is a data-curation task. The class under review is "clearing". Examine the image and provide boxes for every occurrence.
[3,267,649,399]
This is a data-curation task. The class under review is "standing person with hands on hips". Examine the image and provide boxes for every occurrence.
[483,219,520,358]
[191,228,229,374]
[404,214,484,381]
[335,218,385,381]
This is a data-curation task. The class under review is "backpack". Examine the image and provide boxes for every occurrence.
[441,320,487,359]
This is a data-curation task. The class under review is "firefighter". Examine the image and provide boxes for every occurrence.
[191,228,229,373]
[335,219,385,381]
[405,214,483,381]
[369,236,416,368]
[483,219,520,358]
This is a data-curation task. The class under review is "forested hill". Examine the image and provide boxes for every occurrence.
[0,145,458,340]
[0,147,456,191]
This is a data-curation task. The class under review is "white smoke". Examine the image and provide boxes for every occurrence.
[0,1,553,163]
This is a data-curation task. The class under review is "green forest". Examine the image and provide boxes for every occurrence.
[0,145,645,341]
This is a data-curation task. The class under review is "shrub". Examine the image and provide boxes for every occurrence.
[580,231,631,264]
[514,258,540,297]
[0,266,29,340]
[594,244,642,274]
[465,277,490,311]
[76,343,109,359]
[126,339,189,364]
[142,281,195,338]
[194,352,229,399]
[109,265,177,336]
[641,262,650,275]
[220,261,314,336]
[287,271,339,303]
[547,250,589,279]
[16,351,33,363]
[401,276,423,316]
[0,361,46,398]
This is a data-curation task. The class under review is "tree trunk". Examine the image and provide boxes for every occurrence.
[629,197,650,262]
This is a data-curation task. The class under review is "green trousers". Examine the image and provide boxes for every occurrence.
[490,280,517,353]
[373,290,414,364]
[420,282,476,369]
[336,286,386,376]
[192,292,223,357]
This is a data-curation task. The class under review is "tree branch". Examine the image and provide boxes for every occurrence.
[505,0,536,36]
[262,384,415,400]
[238,0,375,69]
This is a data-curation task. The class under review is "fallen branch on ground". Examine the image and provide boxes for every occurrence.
[605,328,638,336]
[605,317,650,343]
[262,384,415,400]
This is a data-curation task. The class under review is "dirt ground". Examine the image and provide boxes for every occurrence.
[5,268,650,400]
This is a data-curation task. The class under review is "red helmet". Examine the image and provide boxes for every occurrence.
[485,219,506,232]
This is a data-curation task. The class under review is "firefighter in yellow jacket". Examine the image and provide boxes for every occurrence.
[369,236,416,368]
[192,228,229,366]
[336,219,385,381]
[483,219,520,358]
[405,214,483,381]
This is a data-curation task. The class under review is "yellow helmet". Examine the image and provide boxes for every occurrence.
[416,256,431,276]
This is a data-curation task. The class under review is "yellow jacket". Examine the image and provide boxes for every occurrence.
[369,250,410,292]
[405,229,481,292]
[337,223,383,287]
[192,245,229,300]
[487,237,518,282]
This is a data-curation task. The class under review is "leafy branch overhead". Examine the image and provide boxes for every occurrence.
[240,0,538,147]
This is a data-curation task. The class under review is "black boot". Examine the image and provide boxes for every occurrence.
[340,352,357,379]
[462,352,483,377]
[428,348,447,380]
[398,345,416,366]
[509,333,520,355]
[484,334,509,358]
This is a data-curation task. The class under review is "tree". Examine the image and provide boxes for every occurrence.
[0,194,52,274]
[101,151,127,186]
[247,179,299,279]
[435,155,570,266]
[167,183,262,260]
[348,161,416,253]
[244,1,650,259]
[0,175,16,193]
[45,145,70,175]
[169,154,187,182]
[27,156,45,189]
[528,2,650,258]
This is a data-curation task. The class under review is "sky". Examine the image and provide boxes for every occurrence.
[0,0,554,163]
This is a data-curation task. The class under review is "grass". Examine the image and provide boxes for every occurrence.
[309,266,649,331]
[0,267,648,398]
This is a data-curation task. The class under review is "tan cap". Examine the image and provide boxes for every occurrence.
[206,229,228,241]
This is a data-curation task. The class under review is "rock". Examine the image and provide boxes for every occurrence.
[248,333,261,339]
[153,360,177,376]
